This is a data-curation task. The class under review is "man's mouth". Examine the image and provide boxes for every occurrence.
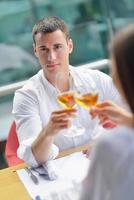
[47,64,59,68]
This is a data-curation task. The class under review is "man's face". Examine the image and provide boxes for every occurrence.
[33,30,73,78]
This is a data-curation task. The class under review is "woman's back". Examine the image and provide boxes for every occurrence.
[81,126,134,200]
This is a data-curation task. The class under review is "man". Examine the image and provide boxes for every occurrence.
[13,16,121,166]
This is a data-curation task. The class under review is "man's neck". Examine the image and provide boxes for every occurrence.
[43,70,71,92]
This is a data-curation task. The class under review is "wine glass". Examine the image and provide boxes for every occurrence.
[74,89,102,140]
[55,72,85,137]
[75,92,98,110]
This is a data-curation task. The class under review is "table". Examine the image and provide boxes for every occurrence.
[0,163,29,200]
[0,144,89,200]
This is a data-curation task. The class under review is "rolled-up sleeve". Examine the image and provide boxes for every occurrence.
[13,86,59,166]
[17,138,59,166]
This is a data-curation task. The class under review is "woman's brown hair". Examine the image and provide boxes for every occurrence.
[111,24,134,113]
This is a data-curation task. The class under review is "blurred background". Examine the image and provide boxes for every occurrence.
[0,0,134,168]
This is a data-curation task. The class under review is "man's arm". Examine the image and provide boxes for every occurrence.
[13,88,76,166]
[32,109,76,164]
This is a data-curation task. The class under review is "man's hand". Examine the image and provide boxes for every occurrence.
[45,108,77,136]
[32,108,77,164]
[82,148,91,158]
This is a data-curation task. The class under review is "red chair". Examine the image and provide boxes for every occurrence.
[5,122,24,167]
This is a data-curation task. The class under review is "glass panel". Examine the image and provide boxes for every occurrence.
[103,0,134,31]
[70,22,105,65]
[0,0,134,88]
[0,0,110,88]
[0,0,39,87]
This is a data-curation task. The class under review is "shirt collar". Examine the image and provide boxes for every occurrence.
[39,70,58,95]
[39,66,84,94]
[69,65,83,89]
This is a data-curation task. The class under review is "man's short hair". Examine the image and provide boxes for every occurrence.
[32,16,70,44]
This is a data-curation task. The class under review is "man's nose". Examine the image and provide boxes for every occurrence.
[47,50,56,61]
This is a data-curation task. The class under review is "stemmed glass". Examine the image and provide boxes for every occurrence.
[75,92,98,110]
[74,89,103,140]
[55,72,85,137]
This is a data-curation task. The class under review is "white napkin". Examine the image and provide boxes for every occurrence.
[45,180,82,200]
[32,160,59,181]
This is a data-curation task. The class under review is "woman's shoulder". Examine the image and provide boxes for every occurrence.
[93,126,134,158]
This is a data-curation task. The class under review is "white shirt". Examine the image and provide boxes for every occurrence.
[80,126,134,200]
[13,65,121,166]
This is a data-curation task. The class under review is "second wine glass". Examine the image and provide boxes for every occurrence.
[75,90,102,140]
[56,72,85,137]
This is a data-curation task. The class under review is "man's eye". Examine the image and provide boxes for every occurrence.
[55,45,62,49]
[41,48,47,51]
[39,47,47,52]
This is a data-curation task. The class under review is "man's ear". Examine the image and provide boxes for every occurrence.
[68,39,73,54]
[33,43,38,58]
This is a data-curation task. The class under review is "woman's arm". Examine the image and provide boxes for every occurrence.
[90,100,134,128]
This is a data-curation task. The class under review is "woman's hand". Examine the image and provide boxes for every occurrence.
[90,100,133,128]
